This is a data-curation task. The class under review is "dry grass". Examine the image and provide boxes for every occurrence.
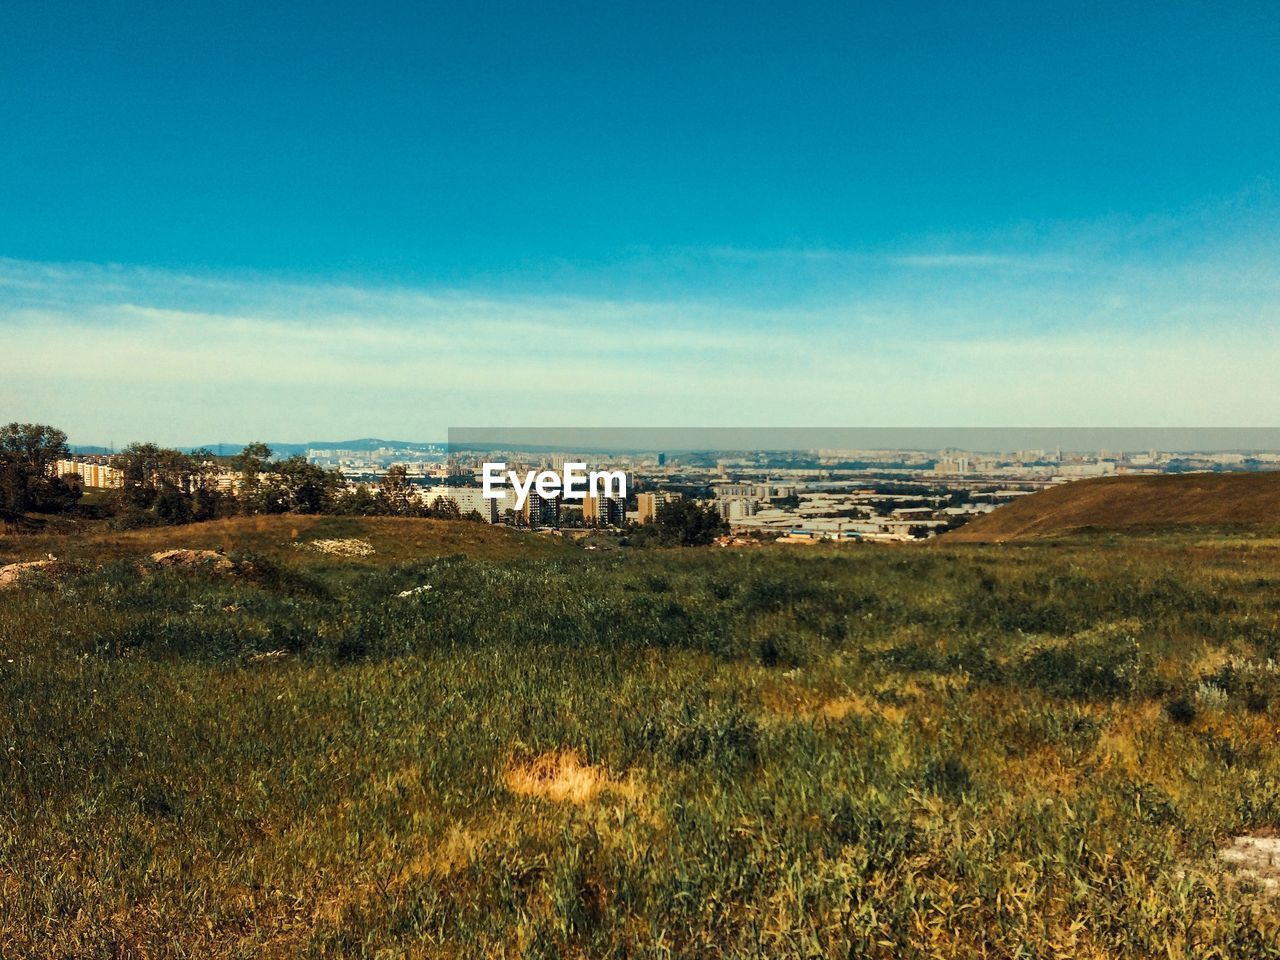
[296,537,376,557]
[149,548,234,571]
[504,750,640,805]
[946,472,1280,542]
[818,693,908,724]
[0,513,573,566]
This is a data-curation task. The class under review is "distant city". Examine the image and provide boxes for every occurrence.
[55,441,1280,544]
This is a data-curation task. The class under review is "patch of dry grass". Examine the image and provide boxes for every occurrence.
[504,751,640,805]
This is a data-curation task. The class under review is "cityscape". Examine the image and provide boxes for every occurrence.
[53,440,1280,543]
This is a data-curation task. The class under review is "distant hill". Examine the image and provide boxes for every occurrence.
[946,472,1280,542]
[70,439,446,457]
[175,439,444,456]
[256,438,445,456]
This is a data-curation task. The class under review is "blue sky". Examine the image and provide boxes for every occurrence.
[1,1,1278,443]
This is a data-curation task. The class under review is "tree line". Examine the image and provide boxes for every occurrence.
[1,422,729,542]
[0,423,465,528]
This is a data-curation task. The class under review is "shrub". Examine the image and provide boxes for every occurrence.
[1014,634,1144,700]
[922,754,971,799]
[1164,694,1197,725]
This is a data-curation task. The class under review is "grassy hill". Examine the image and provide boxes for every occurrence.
[5,518,1280,955]
[947,472,1280,542]
[0,513,571,567]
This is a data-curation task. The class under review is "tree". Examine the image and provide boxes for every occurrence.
[153,482,193,524]
[187,449,231,521]
[333,484,380,516]
[110,443,211,524]
[113,443,194,503]
[377,464,419,516]
[426,495,461,520]
[232,442,273,512]
[639,499,728,547]
[0,423,80,515]
[275,456,342,514]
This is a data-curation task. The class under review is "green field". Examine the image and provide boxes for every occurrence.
[4,518,1280,957]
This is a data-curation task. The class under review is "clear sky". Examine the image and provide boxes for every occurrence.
[2,1,1278,444]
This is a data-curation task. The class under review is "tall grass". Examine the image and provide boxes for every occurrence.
[2,528,1280,956]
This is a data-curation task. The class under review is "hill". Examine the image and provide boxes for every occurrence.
[0,513,571,567]
[5,515,1280,954]
[947,471,1280,541]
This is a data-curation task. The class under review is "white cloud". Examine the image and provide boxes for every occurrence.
[1,242,1278,445]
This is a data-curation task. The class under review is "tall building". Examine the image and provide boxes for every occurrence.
[636,490,680,523]
[55,459,124,489]
[427,486,499,522]
[522,492,561,527]
[713,482,772,499]
[716,497,757,521]
[582,491,626,526]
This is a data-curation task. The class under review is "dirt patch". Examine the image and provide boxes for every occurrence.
[1218,834,1280,896]
[297,538,376,557]
[504,750,639,805]
[0,556,62,590]
[149,549,234,572]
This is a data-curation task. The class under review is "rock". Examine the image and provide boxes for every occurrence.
[149,549,234,573]
[296,538,376,557]
[1218,834,1280,896]
[0,556,61,590]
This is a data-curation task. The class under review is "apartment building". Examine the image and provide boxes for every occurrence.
[54,459,124,489]
[582,491,626,526]
[635,490,680,523]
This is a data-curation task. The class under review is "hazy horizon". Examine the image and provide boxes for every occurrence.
[50,427,1280,458]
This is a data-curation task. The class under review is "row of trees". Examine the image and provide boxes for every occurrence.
[2,423,728,542]
[108,447,465,527]
[0,424,462,527]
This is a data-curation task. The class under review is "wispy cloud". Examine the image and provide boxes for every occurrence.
[2,201,1279,445]
[888,253,1070,271]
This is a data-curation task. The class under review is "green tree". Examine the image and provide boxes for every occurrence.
[334,484,380,516]
[187,449,230,521]
[276,456,342,514]
[426,495,461,520]
[648,500,728,546]
[377,464,419,516]
[110,443,208,524]
[0,423,81,515]
[153,482,193,524]
[232,442,273,513]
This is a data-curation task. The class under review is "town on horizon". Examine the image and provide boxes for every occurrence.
[53,430,1280,545]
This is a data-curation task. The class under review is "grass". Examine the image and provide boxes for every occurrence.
[0,513,571,567]
[3,516,1280,956]
[947,471,1280,541]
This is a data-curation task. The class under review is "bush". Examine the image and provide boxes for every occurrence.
[1164,694,1197,725]
[1015,634,1144,700]
[922,754,972,799]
